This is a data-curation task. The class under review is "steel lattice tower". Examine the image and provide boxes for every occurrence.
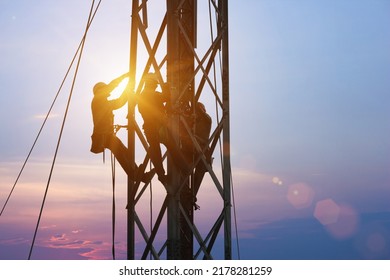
[126,0,230,260]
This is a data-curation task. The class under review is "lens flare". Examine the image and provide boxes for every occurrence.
[315,200,360,240]
[287,182,314,209]
[314,199,340,226]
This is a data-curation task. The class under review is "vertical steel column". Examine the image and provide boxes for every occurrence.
[166,0,181,260]
[166,0,196,260]
[127,0,139,260]
[177,0,196,260]
[221,0,232,260]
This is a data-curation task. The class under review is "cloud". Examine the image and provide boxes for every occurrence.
[33,113,60,119]
[0,160,123,260]
[0,237,29,246]
[37,229,113,260]
[49,233,67,242]
[40,225,57,230]
[2,154,389,259]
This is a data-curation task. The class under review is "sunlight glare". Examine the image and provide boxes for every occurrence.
[108,77,131,125]
[108,77,129,99]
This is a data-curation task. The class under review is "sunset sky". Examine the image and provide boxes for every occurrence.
[1,0,390,260]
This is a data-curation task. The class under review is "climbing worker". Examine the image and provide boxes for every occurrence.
[192,102,212,194]
[180,101,212,209]
[137,73,190,184]
[90,72,152,183]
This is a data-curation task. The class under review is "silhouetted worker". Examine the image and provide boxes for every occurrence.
[90,72,152,183]
[192,102,212,194]
[137,73,190,184]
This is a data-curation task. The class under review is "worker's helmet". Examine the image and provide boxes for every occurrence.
[93,82,109,96]
[196,102,206,113]
[144,73,159,87]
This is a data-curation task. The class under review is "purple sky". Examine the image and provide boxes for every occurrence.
[1,0,390,260]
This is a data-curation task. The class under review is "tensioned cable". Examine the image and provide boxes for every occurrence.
[111,152,116,260]
[149,161,153,260]
[28,0,102,260]
[230,172,241,259]
[0,0,102,217]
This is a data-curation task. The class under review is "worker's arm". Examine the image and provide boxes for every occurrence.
[103,72,130,94]
[110,84,132,110]
[106,72,131,110]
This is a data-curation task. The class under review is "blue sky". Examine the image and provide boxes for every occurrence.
[1,0,390,260]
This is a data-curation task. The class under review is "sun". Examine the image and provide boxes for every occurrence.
[108,77,129,100]
[107,77,131,126]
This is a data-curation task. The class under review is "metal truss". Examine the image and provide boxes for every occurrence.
[126,0,230,260]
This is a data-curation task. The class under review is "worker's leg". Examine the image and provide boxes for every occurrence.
[104,135,136,177]
[144,128,166,183]
[105,135,155,183]
[193,163,206,194]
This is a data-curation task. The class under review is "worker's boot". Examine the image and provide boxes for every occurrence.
[134,163,155,184]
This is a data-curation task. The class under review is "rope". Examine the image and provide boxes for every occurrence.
[149,161,153,260]
[111,152,116,260]
[28,0,102,260]
[0,1,102,218]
